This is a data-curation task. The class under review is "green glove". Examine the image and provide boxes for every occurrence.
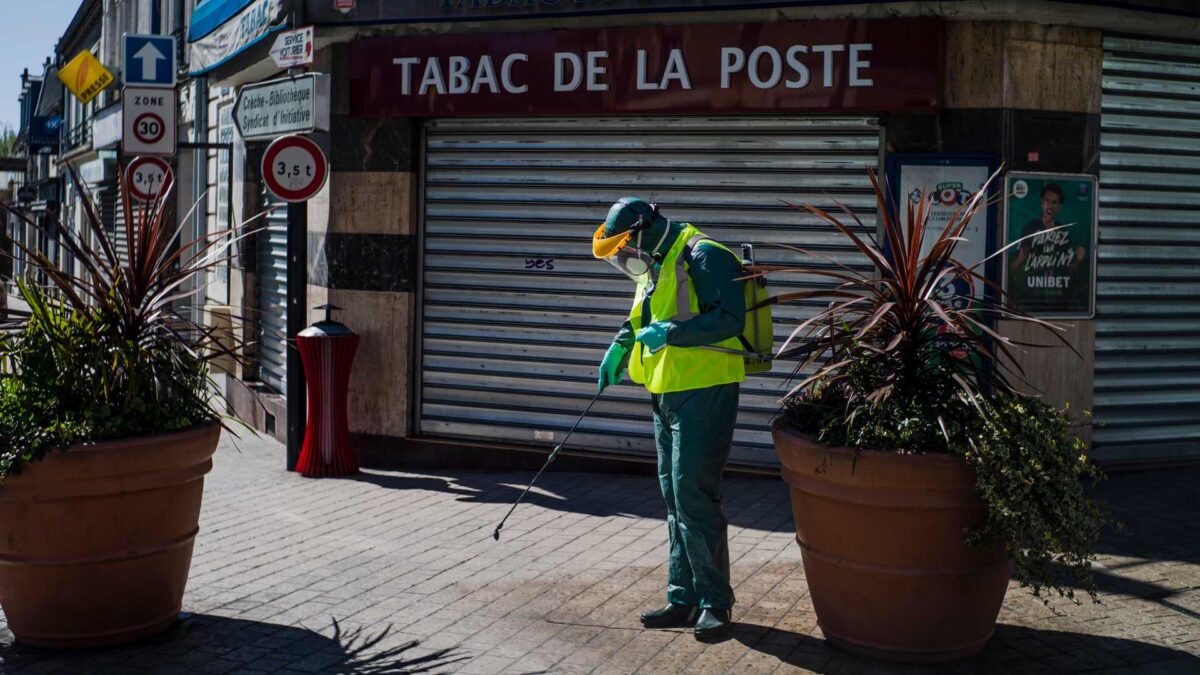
[635,321,673,354]
[598,342,628,392]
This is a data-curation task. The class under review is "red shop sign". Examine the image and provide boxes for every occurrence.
[350,18,941,118]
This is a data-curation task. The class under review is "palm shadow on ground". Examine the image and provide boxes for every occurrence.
[0,614,468,674]
[734,622,1200,674]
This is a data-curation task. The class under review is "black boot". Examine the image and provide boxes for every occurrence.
[693,608,732,642]
[640,603,698,629]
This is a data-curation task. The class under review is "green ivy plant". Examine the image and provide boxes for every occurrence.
[0,169,258,481]
[761,169,1106,602]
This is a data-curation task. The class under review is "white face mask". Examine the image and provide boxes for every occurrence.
[605,222,671,281]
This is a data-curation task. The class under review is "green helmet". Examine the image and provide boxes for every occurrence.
[594,197,675,280]
[602,197,668,247]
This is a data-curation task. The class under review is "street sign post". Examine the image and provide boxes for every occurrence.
[125,156,174,203]
[261,134,329,202]
[260,133,327,472]
[122,86,177,156]
[233,74,330,142]
[269,26,314,70]
[123,34,176,88]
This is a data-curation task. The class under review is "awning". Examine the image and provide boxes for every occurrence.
[189,0,255,41]
[188,0,287,76]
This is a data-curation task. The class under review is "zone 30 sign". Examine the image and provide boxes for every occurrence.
[350,18,940,117]
[122,86,177,156]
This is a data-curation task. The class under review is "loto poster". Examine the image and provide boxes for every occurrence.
[890,154,997,311]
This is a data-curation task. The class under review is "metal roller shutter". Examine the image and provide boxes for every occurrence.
[419,116,879,467]
[1096,35,1200,463]
[111,181,128,266]
[257,190,289,393]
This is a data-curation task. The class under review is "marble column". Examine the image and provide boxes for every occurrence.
[886,21,1103,445]
[305,44,419,440]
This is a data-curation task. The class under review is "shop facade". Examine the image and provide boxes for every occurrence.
[190,0,1200,468]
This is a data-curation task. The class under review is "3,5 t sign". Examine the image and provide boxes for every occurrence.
[261,134,328,202]
[276,161,314,180]
[125,156,174,203]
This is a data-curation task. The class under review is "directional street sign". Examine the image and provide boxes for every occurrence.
[123,34,176,88]
[261,135,328,202]
[269,26,314,70]
[125,156,174,203]
[122,86,177,156]
[233,74,330,142]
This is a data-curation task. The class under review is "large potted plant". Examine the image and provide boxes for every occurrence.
[0,173,251,648]
[762,171,1103,663]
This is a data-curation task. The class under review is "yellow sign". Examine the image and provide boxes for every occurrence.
[58,51,114,104]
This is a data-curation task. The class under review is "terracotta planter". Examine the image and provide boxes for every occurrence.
[773,423,1011,663]
[0,424,220,649]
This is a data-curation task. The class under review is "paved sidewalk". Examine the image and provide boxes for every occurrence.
[1,431,1198,674]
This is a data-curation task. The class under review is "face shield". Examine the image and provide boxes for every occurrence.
[592,223,669,281]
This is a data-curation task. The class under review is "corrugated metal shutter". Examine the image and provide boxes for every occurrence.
[103,180,129,266]
[419,116,879,467]
[257,190,289,393]
[1096,35,1200,463]
[108,181,129,266]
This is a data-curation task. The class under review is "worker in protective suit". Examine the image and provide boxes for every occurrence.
[592,197,746,642]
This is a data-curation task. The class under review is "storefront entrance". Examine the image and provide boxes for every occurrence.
[416,115,879,467]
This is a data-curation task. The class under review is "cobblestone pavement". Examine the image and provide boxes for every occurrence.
[1,431,1198,674]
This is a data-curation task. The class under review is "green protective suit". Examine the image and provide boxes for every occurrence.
[602,201,745,611]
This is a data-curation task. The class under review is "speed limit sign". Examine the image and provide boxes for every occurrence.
[132,112,165,144]
[125,156,173,203]
[122,86,176,156]
[261,135,328,202]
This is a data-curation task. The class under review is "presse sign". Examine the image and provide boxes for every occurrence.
[350,18,940,117]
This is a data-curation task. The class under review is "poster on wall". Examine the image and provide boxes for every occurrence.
[210,102,235,304]
[1003,172,1097,319]
[887,154,998,310]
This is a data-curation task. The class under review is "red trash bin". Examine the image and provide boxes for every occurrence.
[295,304,360,477]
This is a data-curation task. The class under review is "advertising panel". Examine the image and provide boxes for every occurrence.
[1003,173,1098,319]
[890,156,998,311]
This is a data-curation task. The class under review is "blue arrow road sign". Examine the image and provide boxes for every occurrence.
[123,34,176,88]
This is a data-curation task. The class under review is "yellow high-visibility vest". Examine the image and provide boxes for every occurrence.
[628,224,745,394]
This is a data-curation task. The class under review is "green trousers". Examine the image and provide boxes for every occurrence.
[651,382,739,610]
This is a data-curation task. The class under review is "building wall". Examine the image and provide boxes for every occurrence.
[307,44,419,440]
[207,3,1200,464]
[300,18,1108,456]
[886,20,1102,444]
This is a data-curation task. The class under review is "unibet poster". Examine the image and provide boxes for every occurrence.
[1003,173,1097,318]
